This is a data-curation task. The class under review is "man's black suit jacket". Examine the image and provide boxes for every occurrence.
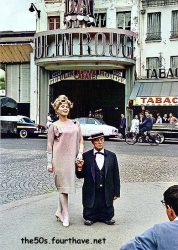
[76,149,120,208]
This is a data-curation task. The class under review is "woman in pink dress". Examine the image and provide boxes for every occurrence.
[47,95,84,227]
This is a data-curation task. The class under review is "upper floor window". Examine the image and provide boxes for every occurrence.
[146,12,161,40]
[146,57,160,69]
[171,10,178,38]
[170,56,178,69]
[94,13,106,27]
[116,12,131,30]
[48,16,60,30]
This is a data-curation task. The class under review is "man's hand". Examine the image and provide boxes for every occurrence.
[75,159,84,171]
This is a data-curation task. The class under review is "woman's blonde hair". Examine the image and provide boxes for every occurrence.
[51,95,73,114]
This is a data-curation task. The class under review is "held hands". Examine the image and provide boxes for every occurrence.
[75,153,84,172]
[47,164,53,173]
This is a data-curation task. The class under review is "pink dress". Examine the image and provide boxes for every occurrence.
[47,119,82,193]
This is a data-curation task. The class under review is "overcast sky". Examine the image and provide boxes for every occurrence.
[0,0,36,31]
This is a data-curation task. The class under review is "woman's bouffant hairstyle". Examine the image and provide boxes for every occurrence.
[51,95,73,114]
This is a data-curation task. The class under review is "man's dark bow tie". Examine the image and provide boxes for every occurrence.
[95,151,105,156]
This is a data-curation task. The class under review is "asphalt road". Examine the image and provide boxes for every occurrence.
[0,138,178,205]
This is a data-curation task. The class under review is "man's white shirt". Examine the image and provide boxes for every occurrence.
[93,149,104,170]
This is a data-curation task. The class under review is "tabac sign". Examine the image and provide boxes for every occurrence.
[134,97,178,106]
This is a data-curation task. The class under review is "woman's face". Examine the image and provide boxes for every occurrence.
[57,103,70,117]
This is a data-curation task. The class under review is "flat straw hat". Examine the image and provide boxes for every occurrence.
[88,132,104,140]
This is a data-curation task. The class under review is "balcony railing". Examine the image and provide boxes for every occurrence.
[142,0,178,7]
[170,31,178,39]
[146,32,162,41]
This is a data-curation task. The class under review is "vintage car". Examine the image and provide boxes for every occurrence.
[75,117,118,139]
[152,123,178,143]
[0,115,47,138]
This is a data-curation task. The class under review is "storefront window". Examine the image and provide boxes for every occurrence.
[94,13,106,27]
[0,64,6,96]
[146,12,161,40]
[116,12,131,30]
[170,56,178,69]
[48,16,60,30]
[171,10,178,38]
[146,57,160,69]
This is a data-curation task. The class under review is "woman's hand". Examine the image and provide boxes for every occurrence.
[47,165,53,173]
[76,152,83,161]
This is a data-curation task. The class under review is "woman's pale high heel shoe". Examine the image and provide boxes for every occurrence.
[55,210,63,223]
[62,217,69,227]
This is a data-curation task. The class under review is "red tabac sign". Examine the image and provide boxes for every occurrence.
[134,97,178,106]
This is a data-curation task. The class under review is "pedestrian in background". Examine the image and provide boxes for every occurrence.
[46,113,52,129]
[120,185,178,250]
[139,113,145,124]
[168,113,178,124]
[130,115,139,133]
[150,113,156,124]
[119,114,126,139]
[156,115,162,124]
[162,114,169,123]
[47,95,84,227]
[76,132,120,226]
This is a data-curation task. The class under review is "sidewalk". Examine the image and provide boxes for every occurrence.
[0,182,176,250]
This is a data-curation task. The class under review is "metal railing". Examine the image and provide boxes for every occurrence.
[146,32,162,40]
[170,31,178,38]
[142,0,178,7]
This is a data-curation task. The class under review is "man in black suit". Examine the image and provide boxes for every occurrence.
[76,132,120,226]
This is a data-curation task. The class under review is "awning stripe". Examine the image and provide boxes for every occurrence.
[0,44,33,63]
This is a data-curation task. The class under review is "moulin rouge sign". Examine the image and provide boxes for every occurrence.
[35,30,134,60]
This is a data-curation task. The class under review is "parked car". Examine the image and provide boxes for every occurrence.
[0,115,47,138]
[151,122,178,143]
[75,117,118,139]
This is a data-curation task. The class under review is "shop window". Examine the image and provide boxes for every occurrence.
[94,13,106,27]
[170,56,178,69]
[146,12,161,40]
[170,10,178,38]
[0,64,6,97]
[116,12,131,30]
[48,16,60,30]
[146,57,160,70]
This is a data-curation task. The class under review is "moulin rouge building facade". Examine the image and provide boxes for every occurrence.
[31,0,136,127]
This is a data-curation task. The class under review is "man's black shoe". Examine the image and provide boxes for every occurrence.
[104,219,115,225]
[84,220,94,226]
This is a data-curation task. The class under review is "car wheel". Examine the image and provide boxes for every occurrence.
[157,134,165,144]
[19,129,28,138]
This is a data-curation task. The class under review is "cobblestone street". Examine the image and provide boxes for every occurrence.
[1,138,178,205]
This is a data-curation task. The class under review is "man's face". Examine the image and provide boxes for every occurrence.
[92,136,104,151]
[145,111,149,117]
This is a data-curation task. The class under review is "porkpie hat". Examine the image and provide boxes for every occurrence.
[88,132,104,140]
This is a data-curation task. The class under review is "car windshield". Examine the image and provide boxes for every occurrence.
[21,117,35,124]
[95,118,106,125]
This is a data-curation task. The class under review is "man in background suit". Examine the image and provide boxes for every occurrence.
[120,185,178,250]
[76,132,120,225]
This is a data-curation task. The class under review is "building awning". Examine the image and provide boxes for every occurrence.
[0,44,33,63]
[130,81,178,106]
[0,97,17,109]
